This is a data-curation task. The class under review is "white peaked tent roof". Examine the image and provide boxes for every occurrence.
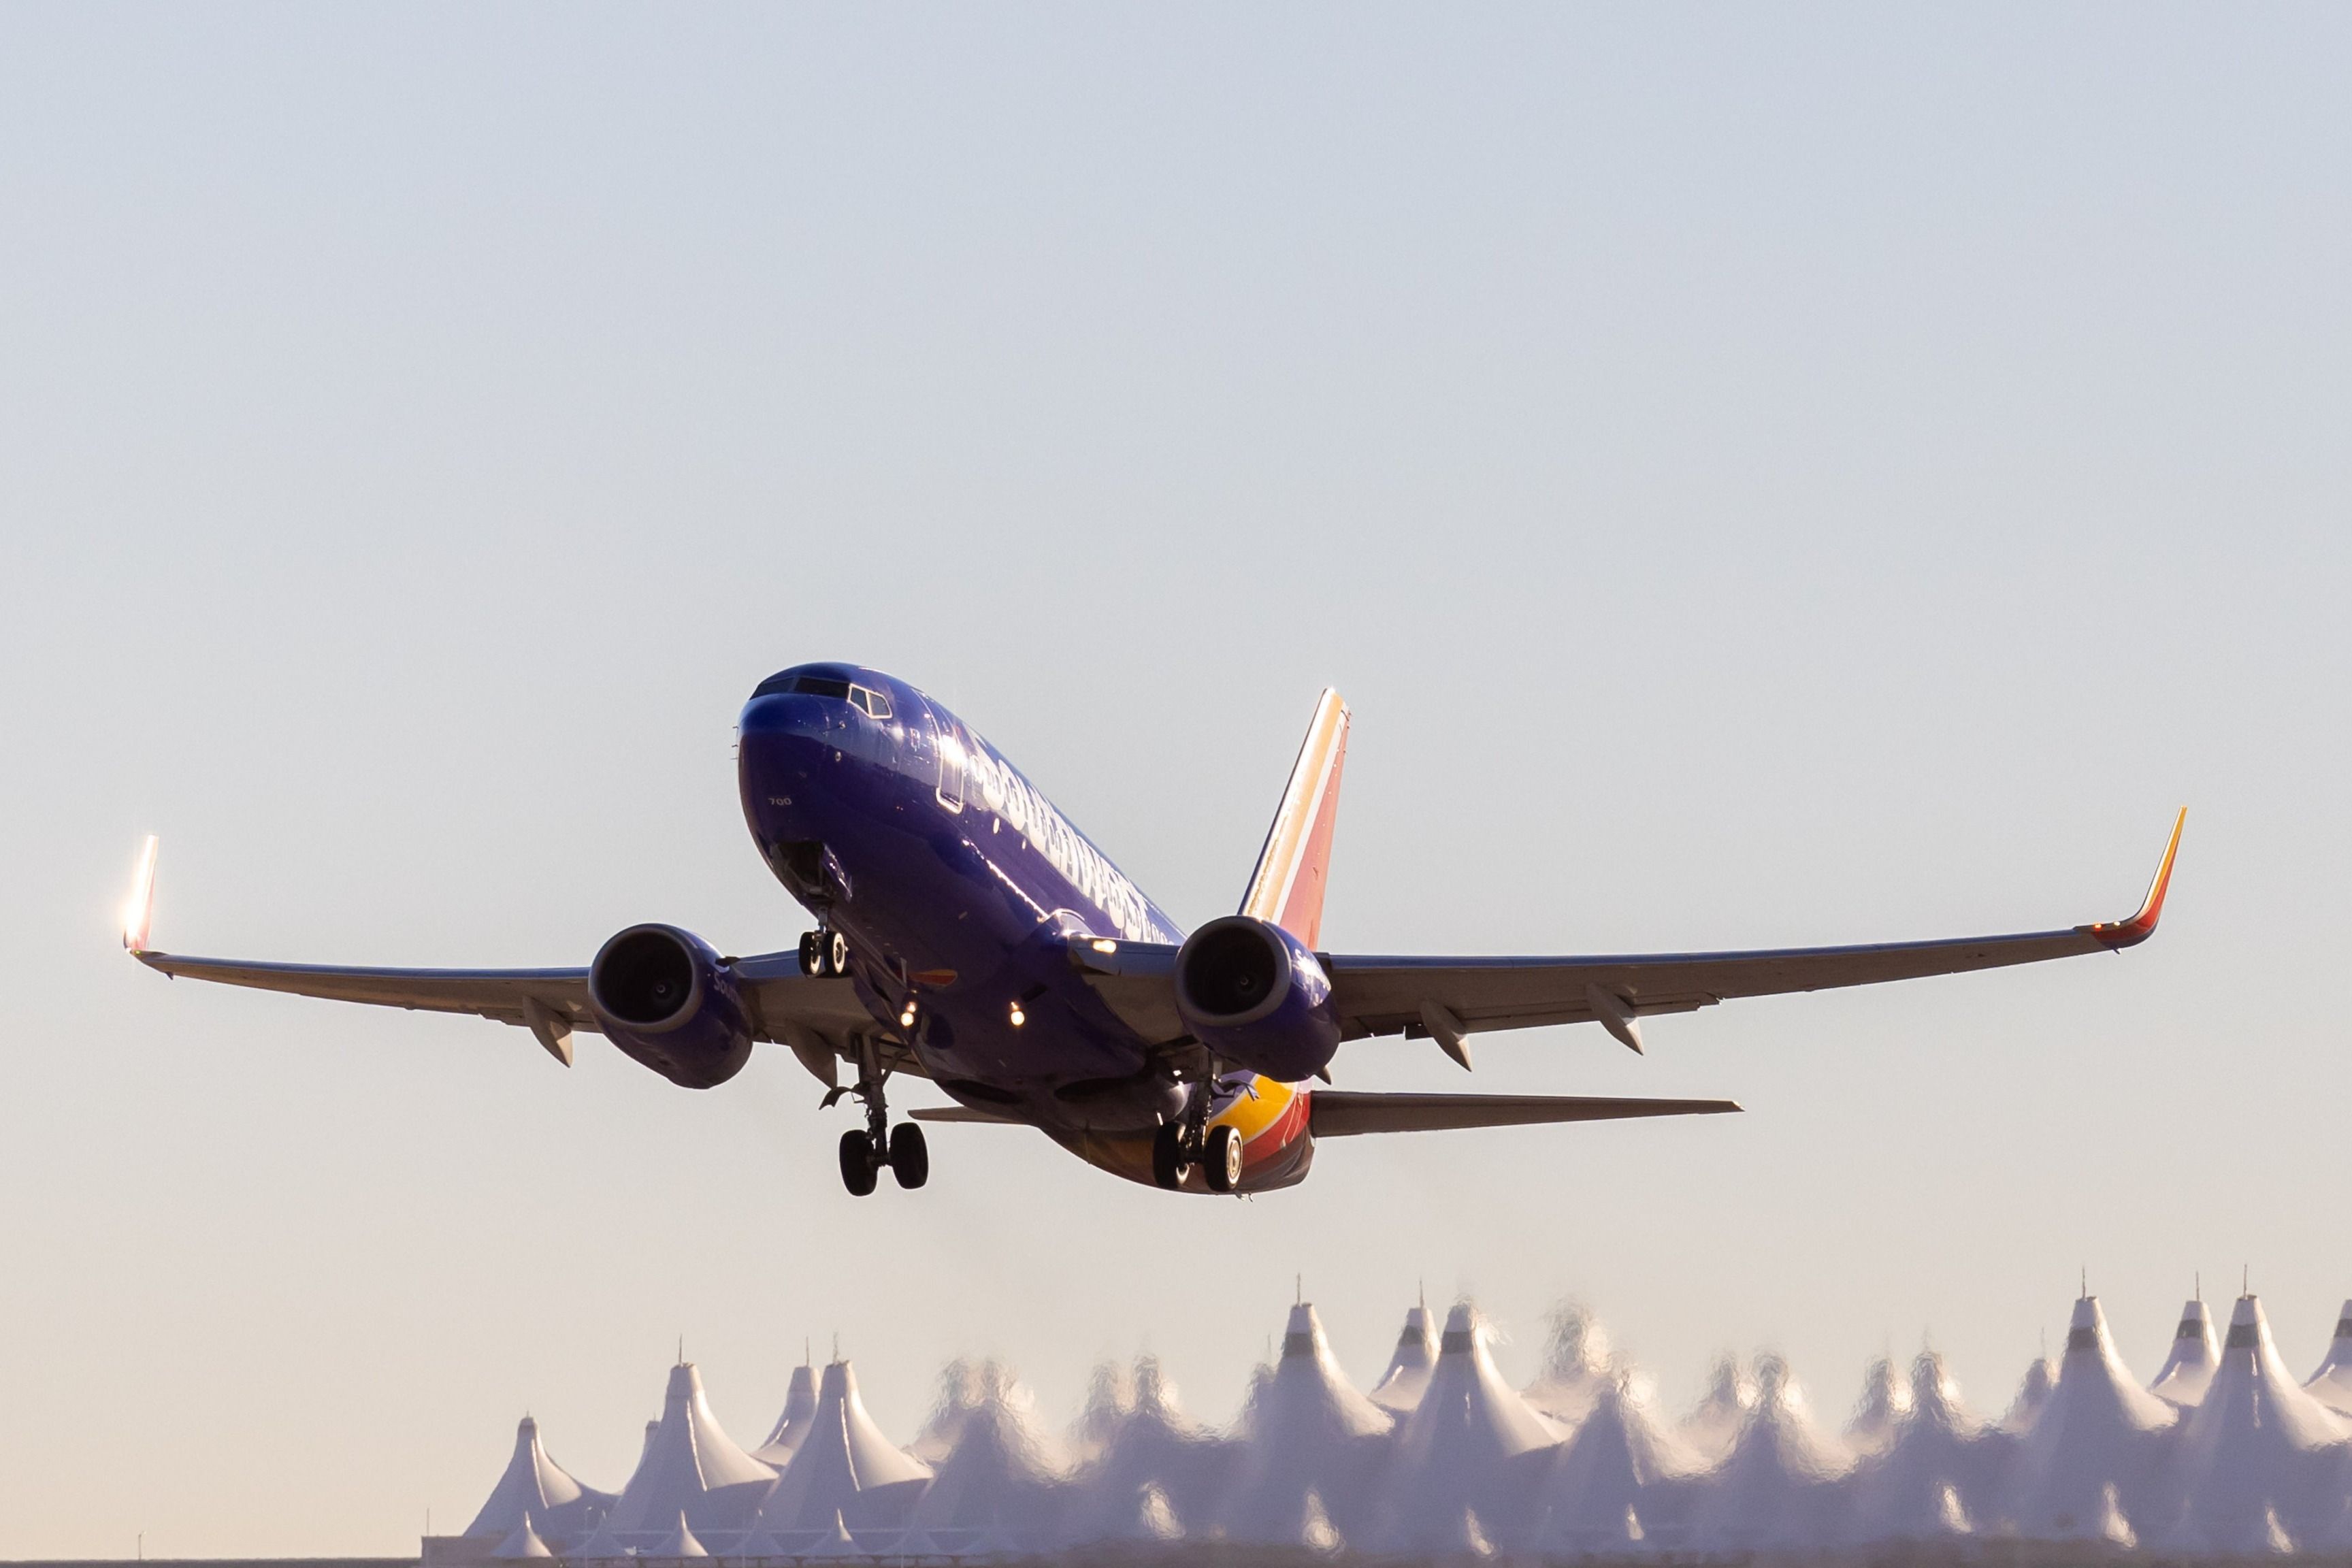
[2161,1293,2350,1554]
[567,1516,632,1561]
[1061,1356,1229,1545]
[2152,1293,2223,1409]
[1370,1302,1439,1415]
[493,1520,553,1560]
[1688,1354,1851,1552]
[1373,1302,1562,1554]
[757,1358,932,1533]
[465,1416,615,1545]
[1681,1353,1758,1463]
[1849,1350,2000,1544]
[1844,1355,1916,1458]
[1535,1367,1702,1554]
[2304,1298,2352,1416]
[910,1358,982,1464]
[904,1360,1066,1550]
[1523,1301,1613,1428]
[649,1510,709,1559]
[1222,1303,1394,1546]
[606,1363,779,1536]
[2007,1294,2176,1539]
[1068,1360,1134,1465]
[755,1361,821,1466]
[730,1522,789,1559]
[2003,1352,2059,1434]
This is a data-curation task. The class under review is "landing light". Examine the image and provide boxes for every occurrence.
[898,1004,917,1029]
[1090,939,1117,954]
[1009,1002,1026,1028]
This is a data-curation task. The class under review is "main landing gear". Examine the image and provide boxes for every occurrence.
[838,1122,926,1196]
[834,1036,927,1196]
[798,928,850,978]
[1152,1116,1242,1194]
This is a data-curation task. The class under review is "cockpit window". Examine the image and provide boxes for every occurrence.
[849,685,894,719]
[752,673,852,701]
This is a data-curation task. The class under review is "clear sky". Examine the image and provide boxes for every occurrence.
[3,3,2347,1556]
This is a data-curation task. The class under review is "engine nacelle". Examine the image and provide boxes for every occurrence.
[1173,915,1341,1081]
[587,924,755,1089]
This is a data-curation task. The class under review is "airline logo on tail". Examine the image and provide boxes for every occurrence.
[1241,688,1350,949]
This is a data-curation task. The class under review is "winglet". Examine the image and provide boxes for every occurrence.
[123,834,159,954]
[2083,808,2185,949]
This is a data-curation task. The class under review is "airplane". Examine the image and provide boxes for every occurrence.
[123,664,2185,1197]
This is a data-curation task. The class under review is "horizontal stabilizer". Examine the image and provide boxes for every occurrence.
[908,1105,1024,1125]
[1309,1090,1740,1137]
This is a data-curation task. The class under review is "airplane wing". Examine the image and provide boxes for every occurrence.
[1309,1091,1740,1135]
[122,841,884,1067]
[1330,808,2182,1062]
[1075,811,2183,1063]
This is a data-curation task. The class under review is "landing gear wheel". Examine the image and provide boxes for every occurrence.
[838,1129,879,1196]
[1151,1122,1193,1191]
[888,1122,930,1189]
[1203,1124,1243,1193]
[826,930,850,977]
[798,932,822,977]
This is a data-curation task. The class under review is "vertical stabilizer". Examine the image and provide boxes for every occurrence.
[1241,689,1350,949]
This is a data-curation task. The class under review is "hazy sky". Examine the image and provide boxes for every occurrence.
[3,3,2349,1555]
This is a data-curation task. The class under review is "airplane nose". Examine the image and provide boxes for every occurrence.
[739,693,830,741]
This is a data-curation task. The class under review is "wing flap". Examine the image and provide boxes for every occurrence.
[1309,1090,1741,1136]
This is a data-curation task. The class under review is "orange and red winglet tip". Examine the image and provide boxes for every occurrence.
[2082,808,2186,950]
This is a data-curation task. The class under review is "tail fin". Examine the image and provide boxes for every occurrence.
[1240,689,1350,948]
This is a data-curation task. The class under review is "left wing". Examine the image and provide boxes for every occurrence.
[1073,811,2183,1062]
[1331,808,2183,1060]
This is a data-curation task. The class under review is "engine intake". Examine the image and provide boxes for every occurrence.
[1174,915,1340,1081]
[587,924,754,1088]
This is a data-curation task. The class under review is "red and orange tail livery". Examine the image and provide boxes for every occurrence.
[1241,689,1350,950]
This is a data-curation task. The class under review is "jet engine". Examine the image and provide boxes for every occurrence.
[1172,915,1341,1081]
[587,924,755,1088]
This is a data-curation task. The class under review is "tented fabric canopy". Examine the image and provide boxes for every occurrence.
[1369,1303,1438,1416]
[1535,1369,1703,1553]
[1688,1354,1850,1552]
[463,1416,614,1550]
[1522,1303,1612,1428]
[2151,1295,2222,1409]
[1372,1301,1561,1552]
[2305,1300,2352,1418]
[756,1358,932,1533]
[2006,1295,2176,1540]
[606,1363,778,1537]
[1221,1303,1392,1546]
[2161,1294,2349,1553]
[756,1362,820,1466]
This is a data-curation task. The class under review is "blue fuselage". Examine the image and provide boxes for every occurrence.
[738,663,1202,1141]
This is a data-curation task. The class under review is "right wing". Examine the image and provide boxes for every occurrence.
[1309,1091,1740,1136]
[123,839,890,1069]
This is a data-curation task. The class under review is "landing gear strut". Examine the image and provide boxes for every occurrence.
[835,1041,928,1196]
